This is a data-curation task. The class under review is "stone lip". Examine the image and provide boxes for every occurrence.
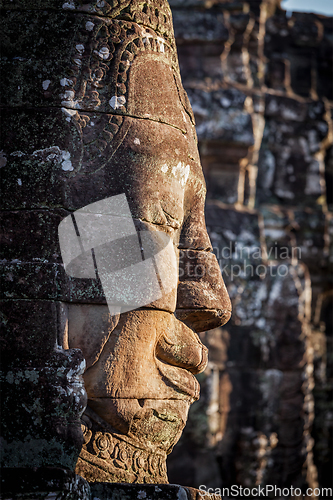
[0,470,222,499]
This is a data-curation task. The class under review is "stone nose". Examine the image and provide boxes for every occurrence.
[175,249,232,333]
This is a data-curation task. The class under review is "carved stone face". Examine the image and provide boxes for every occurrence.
[57,6,232,483]
[0,0,230,483]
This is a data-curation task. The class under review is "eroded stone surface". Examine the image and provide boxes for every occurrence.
[0,469,90,500]
[0,298,87,471]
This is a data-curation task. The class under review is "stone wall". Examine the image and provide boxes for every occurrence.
[167,0,333,495]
